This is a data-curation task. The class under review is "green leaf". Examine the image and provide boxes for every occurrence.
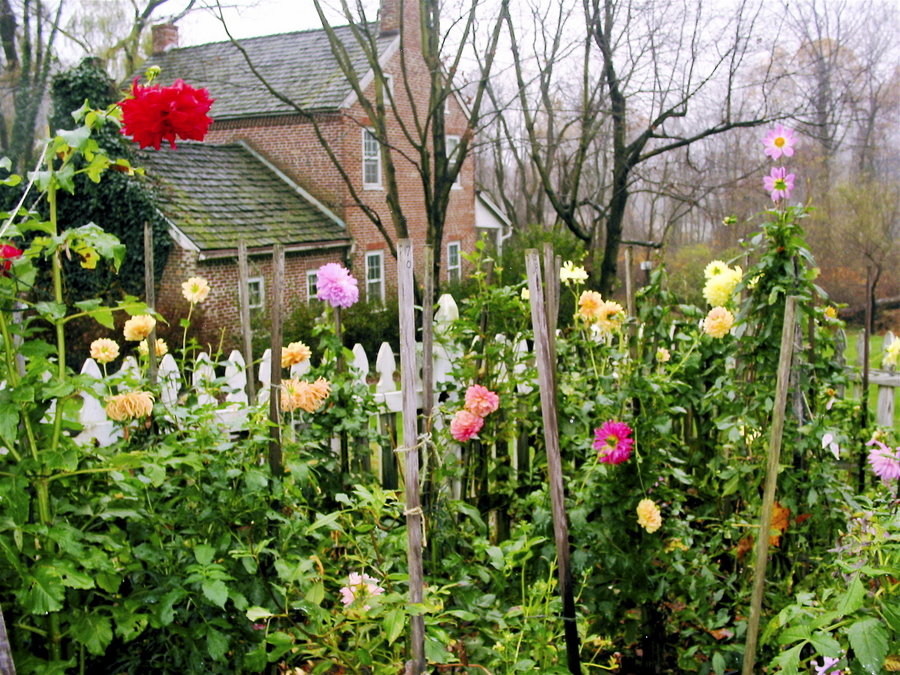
[70,610,113,655]
[74,299,102,313]
[35,301,66,321]
[201,579,229,608]
[245,606,273,622]
[383,608,404,645]
[194,544,215,566]
[157,588,185,626]
[23,565,65,614]
[778,624,811,645]
[771,642,803,675]
[809,631,842,658]
[835,574,864,617]
[57,126,91,150]
[711,652,725,675]
[847,617,888,675]
[486,545,504,570]
[206,626,229,661]
[111,604,147,642]
[304,581,324,606]
[0,405,18,446]
[265,632,294,662]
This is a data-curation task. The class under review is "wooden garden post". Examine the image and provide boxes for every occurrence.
[525,249,581,674]
[0,604,15,675]
[742,296,797,675]
[143,222,158,384]
[267,245,285,477]
[422,245,435,429]
[237,241,256,404]
[398,240,426,673]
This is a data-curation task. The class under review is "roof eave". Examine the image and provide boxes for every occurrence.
[197,239,351,261]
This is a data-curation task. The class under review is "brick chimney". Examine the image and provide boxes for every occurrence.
[151,23,179,53]
[379,0,419,42]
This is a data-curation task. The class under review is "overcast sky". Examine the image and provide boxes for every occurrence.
[177,0,378,45]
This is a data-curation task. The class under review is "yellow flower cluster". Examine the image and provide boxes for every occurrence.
[577,291,625,332]
[123,314,156,341]
[90,338,119,364]
[281,377,330,413]
[702,260,742,307]
[105,391,154,421]
[884,339,900,369]
[636,499,662,533]
[181,276,210,304]
[703,307,734,338]
[281,341,312,368]
[138,338,169,357]
[560,261,588,285]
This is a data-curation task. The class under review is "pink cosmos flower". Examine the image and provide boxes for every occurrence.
[811,656,843,675]
[450,410,484,442]
[762,124,797,160]
[593,420,634,464]
[464,384,499,417]
[339,572,384,611]
[316,263,359,309]
[763,166,795,202]
[867,438,900,485]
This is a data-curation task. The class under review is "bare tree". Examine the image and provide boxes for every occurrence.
[214,0,508,294]
[491,0,777,294]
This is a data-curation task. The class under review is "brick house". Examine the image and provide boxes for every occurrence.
[138,0,507,345]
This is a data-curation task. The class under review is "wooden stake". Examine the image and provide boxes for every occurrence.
[859,266,872,491]
[742,296,797,675]
[398,240,425,673]
[525,249,581,674]
[422,245,434,429]
[237,241,256,404]
[143,222,158,384]
[624,246,635,319]
[267,245,285,477]
[0,604,15,675]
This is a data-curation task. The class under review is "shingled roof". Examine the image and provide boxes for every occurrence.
[139,142,349,254]
[142,25,396,119]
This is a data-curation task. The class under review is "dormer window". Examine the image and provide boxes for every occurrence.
[363,129,382,189]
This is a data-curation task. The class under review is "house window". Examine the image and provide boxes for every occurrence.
[306,270,318,302]
[446,135,462,189]
[363,129,381,189]
[247,276,264,310]
[366,251,384,303]
[447,241,461,283]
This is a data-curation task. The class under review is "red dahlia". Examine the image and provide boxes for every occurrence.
[120,78,214,150]
[0,244,22,275]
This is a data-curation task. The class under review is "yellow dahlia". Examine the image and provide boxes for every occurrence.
[123,314,156,341]
[90,338,119,364]
[105,391,154,421]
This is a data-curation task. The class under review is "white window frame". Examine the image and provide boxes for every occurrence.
[247,276,264,310]
[447,241,461,283]
[383,73,394,98]
[366,250,385,303]
[446,134,462,189]
[362,128,382,189]
[306,270,318,303]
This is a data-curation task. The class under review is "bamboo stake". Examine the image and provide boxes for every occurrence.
[859,266,872,491]
[267,245,285,477]
[0,604,15,675]
[143,222,157,384]
[398,240,425,673]
[742,296,797,675]
[525,249,581,674]
[237,241,256,404]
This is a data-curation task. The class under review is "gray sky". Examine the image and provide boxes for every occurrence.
[178,1,376,45]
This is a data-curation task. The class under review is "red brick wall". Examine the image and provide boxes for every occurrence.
[156,246,347,350]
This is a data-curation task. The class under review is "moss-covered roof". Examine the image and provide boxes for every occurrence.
[140,25,395,119]
[139,142,348,252]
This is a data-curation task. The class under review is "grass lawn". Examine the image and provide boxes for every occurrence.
[843,327,899,432]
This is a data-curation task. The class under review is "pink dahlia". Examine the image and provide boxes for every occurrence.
[316,263,359,309]
[867,438,900,485]
[464,384,499,417]
[763,166,795,202]
[593,420,634,464]
[119,78,214,150]
[339,571,384,611]
[450,410,484,442]
[762,124,797,160]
